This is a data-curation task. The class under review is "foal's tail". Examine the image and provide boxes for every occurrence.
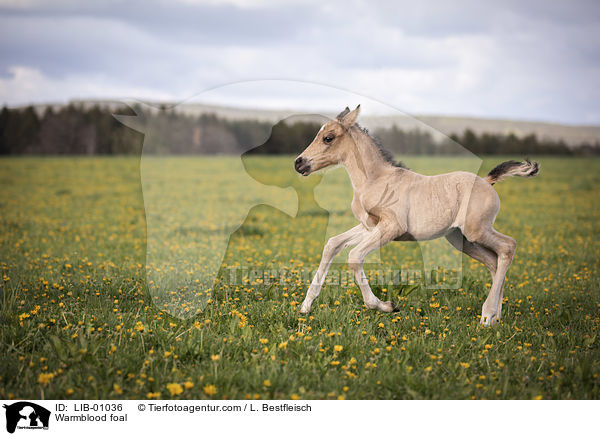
[485,159,540,185]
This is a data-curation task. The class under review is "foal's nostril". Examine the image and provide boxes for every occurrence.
[294,156,311,175]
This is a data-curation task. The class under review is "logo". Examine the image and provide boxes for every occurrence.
[3,402,50,434]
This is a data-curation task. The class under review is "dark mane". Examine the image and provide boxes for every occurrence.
[355,124,406,169]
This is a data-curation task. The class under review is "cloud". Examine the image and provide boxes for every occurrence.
[0,0,320,46]
[0,0,599,123]
[0,65,175,103]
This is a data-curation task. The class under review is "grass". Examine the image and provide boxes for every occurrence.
[0,155,599,400]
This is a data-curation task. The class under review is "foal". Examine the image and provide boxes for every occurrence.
[294,106,539,326]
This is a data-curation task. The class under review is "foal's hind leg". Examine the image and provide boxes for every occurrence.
[446,229,508,322]
[445,229,498,279]
[470,228,516,326]
[300,225,367,314]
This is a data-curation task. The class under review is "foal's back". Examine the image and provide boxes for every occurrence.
[389,169,499,241]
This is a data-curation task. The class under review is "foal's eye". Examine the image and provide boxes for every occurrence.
[323,135,334,144]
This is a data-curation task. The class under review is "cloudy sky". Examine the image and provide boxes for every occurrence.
[0,0,599,124]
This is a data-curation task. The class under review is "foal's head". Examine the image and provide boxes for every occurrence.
[294,105,360,176]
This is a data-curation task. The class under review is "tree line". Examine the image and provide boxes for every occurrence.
[1,104,598,156]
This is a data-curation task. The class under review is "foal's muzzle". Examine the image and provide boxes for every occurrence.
[294,156,311,176]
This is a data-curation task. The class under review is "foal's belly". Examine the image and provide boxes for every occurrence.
[404,224,453,241]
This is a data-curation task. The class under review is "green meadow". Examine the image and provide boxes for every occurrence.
[0,156,598,399]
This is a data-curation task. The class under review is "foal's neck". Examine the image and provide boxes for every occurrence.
[342,127,396,191]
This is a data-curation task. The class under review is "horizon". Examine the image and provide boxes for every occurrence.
[5,97,600,129]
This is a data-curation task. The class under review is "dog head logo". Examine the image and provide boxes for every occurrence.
[3,402,50,434]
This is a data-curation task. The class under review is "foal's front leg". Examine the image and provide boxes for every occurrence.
[348,222,398,313]
[300,225,367,314]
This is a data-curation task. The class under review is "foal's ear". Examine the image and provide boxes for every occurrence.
[340,104,360,129]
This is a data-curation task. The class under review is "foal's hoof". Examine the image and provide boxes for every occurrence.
[299,305,311,315]
[381,301,399,313]
[480,313,499,326]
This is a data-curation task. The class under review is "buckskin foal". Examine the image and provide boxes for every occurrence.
[294,105,539,326]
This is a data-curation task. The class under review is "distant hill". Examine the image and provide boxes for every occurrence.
[161,102,600,147]
[25,100,600,147]
[412,115,600,147]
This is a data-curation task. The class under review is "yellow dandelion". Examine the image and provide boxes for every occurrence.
[38,372,54,386]
[166,383,183,396]
[203,384,217,396]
